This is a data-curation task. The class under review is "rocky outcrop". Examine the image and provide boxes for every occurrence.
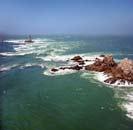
[60,65,83,70]
[85,55,117,72]
[50,55,133,85]
[85,55,133,84]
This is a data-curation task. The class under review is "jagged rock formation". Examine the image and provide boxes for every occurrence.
[85,55,117,72]
[85,55,133,84]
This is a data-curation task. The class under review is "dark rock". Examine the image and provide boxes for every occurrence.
[78,60,85,65]
[51,68,58,72]
[100,54,105,57]
[104,78,117,84]
[71,56,82,62]
[69,65,82,70]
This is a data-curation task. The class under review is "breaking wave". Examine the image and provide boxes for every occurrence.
[1,38,71,57]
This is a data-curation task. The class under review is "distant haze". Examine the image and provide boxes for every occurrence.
[0,0,133,35]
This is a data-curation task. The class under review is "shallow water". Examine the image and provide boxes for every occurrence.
[0,35,133,130]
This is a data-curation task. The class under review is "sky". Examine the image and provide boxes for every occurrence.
[0,0,133,35]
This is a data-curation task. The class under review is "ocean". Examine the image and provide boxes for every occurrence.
[0,35,133,130]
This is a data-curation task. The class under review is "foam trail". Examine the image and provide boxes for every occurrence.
[20,63,46,69]
[0,64,19,72]
[0,63,45,72]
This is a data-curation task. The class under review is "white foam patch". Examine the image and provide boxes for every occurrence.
[20,63,45,69]
[43,68,77,76]
[122,93,133,119]
[94,72,133,87]
[37,55,70,62]
[36,53,100,63]
[80,72,94,79]
[95,72,109,83]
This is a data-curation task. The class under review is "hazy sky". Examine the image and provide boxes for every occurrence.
[0,0,133,35]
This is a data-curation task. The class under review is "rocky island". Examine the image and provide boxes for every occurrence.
[50,55,133,86]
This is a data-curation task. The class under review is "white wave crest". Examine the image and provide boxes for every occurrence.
[0,64,19,72]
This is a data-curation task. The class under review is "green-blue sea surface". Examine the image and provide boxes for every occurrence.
[0,35,133,130]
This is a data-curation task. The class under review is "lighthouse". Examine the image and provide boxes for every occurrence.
[25,35,34,43]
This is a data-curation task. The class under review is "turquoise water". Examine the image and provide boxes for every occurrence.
[0,35,133,130]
